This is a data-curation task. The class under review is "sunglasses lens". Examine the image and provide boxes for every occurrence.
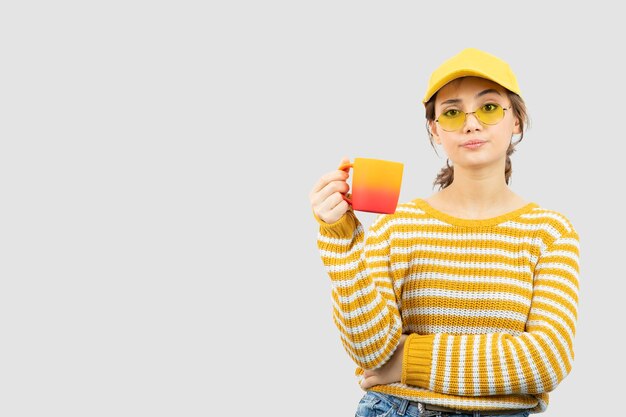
[437,104,507,131]
[475,103,504,125]
[438,110,465,131]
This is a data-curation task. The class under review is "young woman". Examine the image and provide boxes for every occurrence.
[309,48,579,416]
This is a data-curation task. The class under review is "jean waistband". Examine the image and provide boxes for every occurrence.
[369,391,526,416]
[415,401,524,416]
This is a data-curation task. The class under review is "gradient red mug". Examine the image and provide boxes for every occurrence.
[338,158,404,214]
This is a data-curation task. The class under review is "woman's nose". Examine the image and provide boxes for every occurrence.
[464,112,482,131]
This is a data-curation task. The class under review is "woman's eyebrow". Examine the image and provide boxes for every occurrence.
[476,88,502,98]
[440,98,461,106]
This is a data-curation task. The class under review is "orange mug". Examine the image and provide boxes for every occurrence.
[338,158,404,214]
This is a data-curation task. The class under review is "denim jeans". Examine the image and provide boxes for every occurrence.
[355,391,531,417]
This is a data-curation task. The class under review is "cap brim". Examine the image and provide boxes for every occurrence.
[422,69,521,104]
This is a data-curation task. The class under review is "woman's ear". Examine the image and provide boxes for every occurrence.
[429,120,441,144]
[512,117,522,135]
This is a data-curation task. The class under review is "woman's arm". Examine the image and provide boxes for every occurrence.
[361,230,580,396]
[317,210,403,370]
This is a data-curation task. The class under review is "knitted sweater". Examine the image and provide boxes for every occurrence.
[316,198,579,414]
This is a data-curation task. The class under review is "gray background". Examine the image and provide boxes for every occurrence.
[0,1,622,416]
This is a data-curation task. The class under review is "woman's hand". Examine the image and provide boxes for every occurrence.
[360,334,408,389]
[309,157,351,224]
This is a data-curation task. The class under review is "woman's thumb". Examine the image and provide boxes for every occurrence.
[338,156,351,171]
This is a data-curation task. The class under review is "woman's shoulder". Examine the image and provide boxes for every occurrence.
[527,203,579,240]
[526,203,577,236]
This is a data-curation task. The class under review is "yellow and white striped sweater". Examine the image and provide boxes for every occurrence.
[316,198,580,414]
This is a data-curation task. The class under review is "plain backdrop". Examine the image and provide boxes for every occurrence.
[0,1,623,416]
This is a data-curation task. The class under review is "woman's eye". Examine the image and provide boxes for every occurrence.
[482,103,500,112]
[444,109,460,117]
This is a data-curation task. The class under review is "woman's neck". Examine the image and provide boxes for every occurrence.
[427,175,526,219]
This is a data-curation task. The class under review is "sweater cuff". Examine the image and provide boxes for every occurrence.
[314,209,358,239]
[401,334,434,388]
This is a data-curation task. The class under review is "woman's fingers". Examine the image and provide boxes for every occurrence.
[360,374,380,389]
[310,169,348,198]
[314,179,349,205]
[309,158,352,224]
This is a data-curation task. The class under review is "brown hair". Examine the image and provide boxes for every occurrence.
[424,88,529,190]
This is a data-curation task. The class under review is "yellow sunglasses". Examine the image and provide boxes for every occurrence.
[436,103,511,132]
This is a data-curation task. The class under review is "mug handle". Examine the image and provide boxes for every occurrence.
[337,162,353,205]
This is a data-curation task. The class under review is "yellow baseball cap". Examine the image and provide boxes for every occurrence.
[422,48,522,104]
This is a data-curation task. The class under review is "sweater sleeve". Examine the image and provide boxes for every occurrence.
[401,230,580,396]
[316,211,403,370]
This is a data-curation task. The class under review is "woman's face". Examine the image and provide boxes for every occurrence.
[429,77,521,171]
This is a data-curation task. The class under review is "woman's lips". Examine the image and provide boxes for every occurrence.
[462,140,485,149]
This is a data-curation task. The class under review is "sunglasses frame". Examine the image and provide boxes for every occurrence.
[436,105,512,132]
